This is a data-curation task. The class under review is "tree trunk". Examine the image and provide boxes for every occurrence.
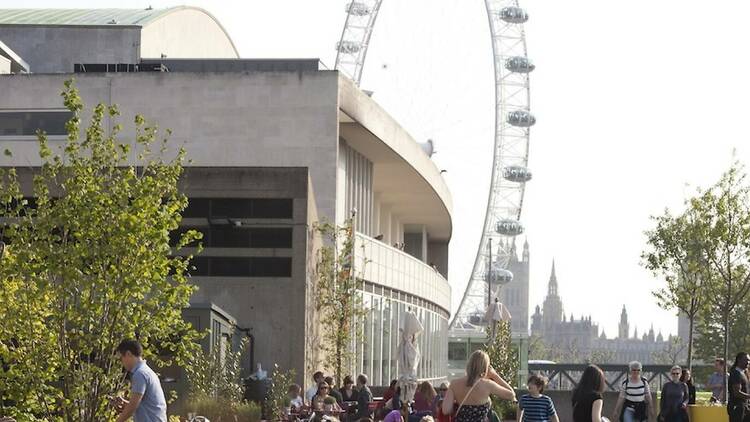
[687,315,694,371]
[724,309,730,404]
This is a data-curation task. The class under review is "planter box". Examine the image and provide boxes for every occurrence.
[688,405,728,422]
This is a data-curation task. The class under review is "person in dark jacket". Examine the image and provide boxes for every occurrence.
[325,376,344,404]
[659,366,689,422]
[680,369,696,405]
[572,365,606,422]
[354,374,373,421]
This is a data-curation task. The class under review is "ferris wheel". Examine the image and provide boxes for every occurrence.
[334,0,534,332]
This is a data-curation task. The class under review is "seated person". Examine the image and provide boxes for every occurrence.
[312,382,342,412]
[288,384,304,412]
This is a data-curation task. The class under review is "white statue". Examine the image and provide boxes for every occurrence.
[397,309,423,401]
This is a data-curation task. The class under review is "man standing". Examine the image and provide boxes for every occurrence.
[728,352,750,422]
[114,340,167,422]
[708,358,728,403]
[305,371,325,403]
[354,374,373,421]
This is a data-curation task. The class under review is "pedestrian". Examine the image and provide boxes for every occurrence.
[340,375,359,402]
[113,339,167,422]
[680,369,695,405]
[707,358,727,403]
[442,350,516,422]
[612,361,654,422]
[571,364,607,422]
[518,374,558,422]
[658,365,689,422]
[414,381,437,412]
[727,352,750,422]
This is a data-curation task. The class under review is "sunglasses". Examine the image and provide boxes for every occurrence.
[631,369,641,372]
[671,373,681,376]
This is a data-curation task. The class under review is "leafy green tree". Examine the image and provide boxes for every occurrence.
[484,321,517,420]
[0,80,201,421]
[267,364,296,421]
[689,162,750,400]
[185,336,248,405]
[695,299,750,362]
[313,218,366,385]
[642,207,709,369]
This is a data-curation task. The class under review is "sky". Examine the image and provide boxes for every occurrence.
[8,0,750,339]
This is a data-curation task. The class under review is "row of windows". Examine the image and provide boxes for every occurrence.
[0,111,72,136]
[189,256,292,277]
[171,226,293,249]
[184,198,293,220]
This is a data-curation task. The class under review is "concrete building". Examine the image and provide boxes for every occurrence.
[0,7,452,388]
[531,262,672,364]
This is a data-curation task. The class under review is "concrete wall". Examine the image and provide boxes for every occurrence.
[0,71,341,224]
[179,167,312,379]
[0,26,141,73]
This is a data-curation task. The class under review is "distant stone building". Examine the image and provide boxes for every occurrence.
[498,239,530,335]
[531,261,673,364]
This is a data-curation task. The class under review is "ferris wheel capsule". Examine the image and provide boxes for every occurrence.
[336,40,362,54]
[345,2,372,16]
[495,219,524,236]
[485,264,514,285]
[507,110,536,127]
[505,56,535,73]
[502,166,533,183]
[499,7,529,24]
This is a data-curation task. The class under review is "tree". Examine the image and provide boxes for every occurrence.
[652,337,687,366]
[0,80,201,420]
[642,207,709,370]
[689,162,750,401]
[484,321,517,419]
[695,299,750,363]
[314,218,366,385]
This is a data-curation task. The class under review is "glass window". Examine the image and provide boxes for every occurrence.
[250,228,293,248]
[372,296,382,386]
[187,257,291,277]
[249,257,292,277]
[0,110,72,136]
[448,341,467,361]
[211,227,250,247]
[251,199,293,219]
[363,294,372,377]
[184,198,210,218]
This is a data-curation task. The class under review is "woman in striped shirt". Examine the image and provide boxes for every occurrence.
[612,361,654,422]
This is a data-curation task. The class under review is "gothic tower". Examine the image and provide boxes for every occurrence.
[500,238,530,335]
[542,260,563,329]
[618,305,629,339]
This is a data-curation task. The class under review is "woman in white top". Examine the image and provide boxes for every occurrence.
[612,361,654,422]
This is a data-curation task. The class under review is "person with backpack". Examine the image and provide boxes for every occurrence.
[612,361,654,422]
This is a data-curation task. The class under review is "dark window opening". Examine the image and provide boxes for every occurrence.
[250,199,293,219]
[170,227,292,249]
[183,198,293,220]
[448,342,468,361]
[249,228,293,248]
[0,111,73,136]
[183,199,210,218]
[187,256,291,277]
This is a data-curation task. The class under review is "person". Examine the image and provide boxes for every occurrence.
[312,381,342,411]
[442,350,516,422]
[727,352,750,422]
[571,364,606,422]
[518,374,558,422]
[288,384,304,411]
[659,365,689,422]
[707,358,728,403]
[680,369,696,405]
[307,371,326,403]
[354,374,373,421]
[326,376,345,404]
[414,381,437,412]
[383,380,398,404]
[113,339,167,422]
[612,361,654,422]
[341,375,359,402]
[434,382,452,422]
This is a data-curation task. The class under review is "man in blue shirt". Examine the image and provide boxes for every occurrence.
[114,340,167,422]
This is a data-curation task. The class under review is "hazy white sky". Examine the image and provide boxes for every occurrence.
[8,0,750,338]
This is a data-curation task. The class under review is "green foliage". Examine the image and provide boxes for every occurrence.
[0,79,201,421]
[695,299,750,362]
[314,218,367,384]
[185,395,261,422]
[267,364,296,421]
[484,321,517,419]
[642,204,709,368]
[651,336,687,365]
[185,336,248,404]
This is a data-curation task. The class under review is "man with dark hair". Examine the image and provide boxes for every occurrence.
[708,358,728,403]
[324,376,344,404]
[114,340,167,422]
[728,352,750,422]
[354,374,373,421]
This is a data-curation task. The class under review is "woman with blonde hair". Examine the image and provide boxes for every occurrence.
[442,350,516,422]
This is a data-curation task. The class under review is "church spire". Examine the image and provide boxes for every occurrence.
[522,238,530,262]
[618,305,629,339]
[548,259,558,297]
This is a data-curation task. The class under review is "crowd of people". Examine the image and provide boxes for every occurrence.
[291,350,750,422]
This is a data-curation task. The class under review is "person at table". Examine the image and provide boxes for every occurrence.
[383,379,398,403]
[307,371,326,403]
[288,384,304,412]
[340,375,359,402]
[414,382,437,413]
[354,374,374,421]
[313,381,342,412]
[326,376,344,404]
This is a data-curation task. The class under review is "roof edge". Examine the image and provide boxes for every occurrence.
[144,6,240,59]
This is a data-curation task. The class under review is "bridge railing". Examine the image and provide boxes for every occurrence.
[528,363,713,392]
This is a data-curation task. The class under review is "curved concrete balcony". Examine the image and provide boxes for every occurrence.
[354,232,451,313]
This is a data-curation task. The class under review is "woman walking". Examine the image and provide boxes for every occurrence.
[612,361,654,422]
[572,364,608,422]
[659,366,689,422]
[442,350,516,422]
[680,369,696,405]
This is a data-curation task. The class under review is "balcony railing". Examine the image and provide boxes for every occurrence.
[354,232,451,312]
